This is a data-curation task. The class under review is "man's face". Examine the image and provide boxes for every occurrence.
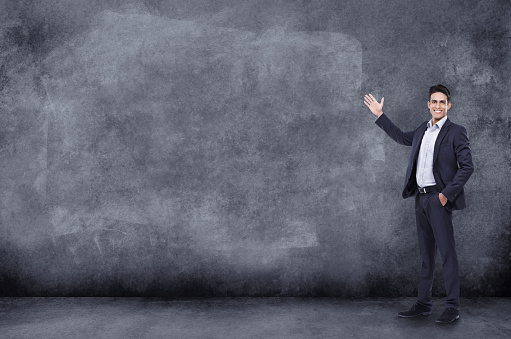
[428,92,451,122]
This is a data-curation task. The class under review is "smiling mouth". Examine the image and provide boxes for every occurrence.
[434,110,442,113]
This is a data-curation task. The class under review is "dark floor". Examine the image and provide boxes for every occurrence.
[1,297,510,338]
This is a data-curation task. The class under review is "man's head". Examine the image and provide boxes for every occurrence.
[428,84,451,123]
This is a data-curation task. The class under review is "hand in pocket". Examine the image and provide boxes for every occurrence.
[438,193,448,206]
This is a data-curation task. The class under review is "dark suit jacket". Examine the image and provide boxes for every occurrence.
[375,113,474,210]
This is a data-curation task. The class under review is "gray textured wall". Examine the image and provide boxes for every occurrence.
[1,0,510,297]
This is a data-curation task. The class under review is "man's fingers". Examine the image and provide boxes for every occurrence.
[364,94,375,105]
[364,93,384,108]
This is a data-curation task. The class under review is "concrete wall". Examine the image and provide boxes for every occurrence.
[0,0,509,297]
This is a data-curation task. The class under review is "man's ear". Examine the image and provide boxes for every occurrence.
[447,102,452,110]
[427,101,431,109]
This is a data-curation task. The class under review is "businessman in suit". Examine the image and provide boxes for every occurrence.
[363,84,474,323]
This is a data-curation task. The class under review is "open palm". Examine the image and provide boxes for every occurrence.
[364,94,384,117]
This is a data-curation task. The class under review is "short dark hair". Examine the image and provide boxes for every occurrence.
[429,84,450,102]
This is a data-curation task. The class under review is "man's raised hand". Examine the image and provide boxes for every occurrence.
[364,94,384,117]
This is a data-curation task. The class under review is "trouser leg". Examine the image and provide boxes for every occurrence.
[427,194,460,310]
[415,193,436,309]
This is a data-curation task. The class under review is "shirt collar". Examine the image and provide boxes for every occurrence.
[427,115,447,129]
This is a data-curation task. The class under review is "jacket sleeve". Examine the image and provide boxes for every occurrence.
[441,126,474,202]
[374,113,415,146]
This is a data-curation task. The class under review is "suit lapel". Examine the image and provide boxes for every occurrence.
[412,122,428,162]
[433,118,451,164]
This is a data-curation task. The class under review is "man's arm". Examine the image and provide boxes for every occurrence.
[374,113,415,146]
[363,93,414,146]
[440,126,474,202]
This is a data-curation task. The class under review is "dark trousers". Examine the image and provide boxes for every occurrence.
[414,190,460,310]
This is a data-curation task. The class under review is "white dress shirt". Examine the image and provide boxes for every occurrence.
[416,115,447,188]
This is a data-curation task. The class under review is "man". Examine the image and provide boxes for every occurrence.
[363,84,474,323]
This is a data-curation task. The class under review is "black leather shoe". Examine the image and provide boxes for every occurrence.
[436,308,459,323]
[398,303,432,317]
